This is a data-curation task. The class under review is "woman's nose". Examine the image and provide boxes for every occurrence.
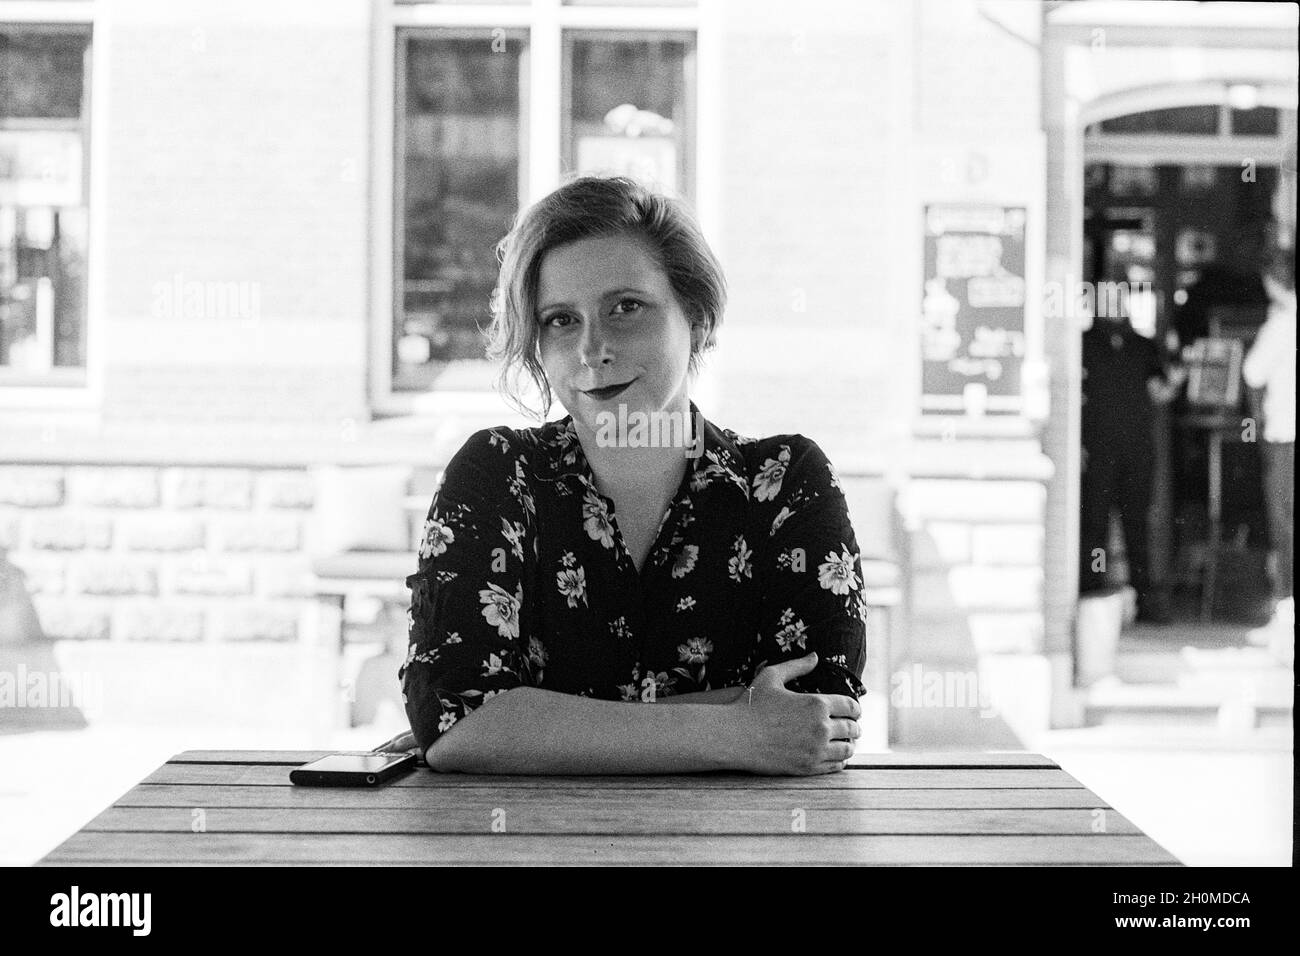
[578,323,613,367]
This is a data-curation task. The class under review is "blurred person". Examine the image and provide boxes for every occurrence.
[1079,274,1187,623]
[397,176,868,775]
[1244,170,1296,663]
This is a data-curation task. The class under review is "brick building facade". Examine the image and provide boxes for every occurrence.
[1,0,1294,746]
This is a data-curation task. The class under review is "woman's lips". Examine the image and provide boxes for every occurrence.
[583,379,635,400]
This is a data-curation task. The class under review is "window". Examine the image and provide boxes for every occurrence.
[1230,106,1279,137]
[383,2,702,408]
[394,29,526,393]
[1099,105,1219,136]
[562,31,694,201]
[0,24,91,386]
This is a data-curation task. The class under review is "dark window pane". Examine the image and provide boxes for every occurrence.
[1,26,90,377]
[1230,107,1279,136]
[1108,164,1158,198]
[564,33,692,200]
[395,33,523,392]
[0,27,89,119]
[1100,105,1219,136]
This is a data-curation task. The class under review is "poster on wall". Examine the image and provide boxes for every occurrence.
[921,204,1027,416]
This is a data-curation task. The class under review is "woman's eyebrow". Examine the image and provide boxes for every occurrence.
[539,288,654,312]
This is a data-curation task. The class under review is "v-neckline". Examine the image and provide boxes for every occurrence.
[564,419,700,582]
[586,458,693,581]
[604,484,684,581]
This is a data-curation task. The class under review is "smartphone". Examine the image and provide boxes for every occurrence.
[289,751,417,787]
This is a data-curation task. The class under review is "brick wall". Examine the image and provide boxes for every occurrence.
[1,464,317,643]
[894,461,1050,744]
[1,0,1058,739]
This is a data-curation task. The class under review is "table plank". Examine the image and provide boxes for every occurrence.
[84,805,1143,835]
[38,751,1181,866]
[39,831,1181,865]
[113,784,1113,810]
[141,764,1088,789]
[169,750,1060,768]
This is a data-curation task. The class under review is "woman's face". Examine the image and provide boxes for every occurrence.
[535,231,695,431]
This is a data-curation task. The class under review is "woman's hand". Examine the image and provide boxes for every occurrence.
[727,651,862,775]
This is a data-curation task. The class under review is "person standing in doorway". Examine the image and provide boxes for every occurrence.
[1079,273,1187,623]
[1244,160,1296,664]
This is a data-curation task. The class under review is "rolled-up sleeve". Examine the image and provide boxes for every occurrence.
[754,438,868,699]
[400,428,537,757]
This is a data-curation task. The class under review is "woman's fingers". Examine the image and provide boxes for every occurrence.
[823,694,862,719]
[828,717,860,741]
[815,740,855,764]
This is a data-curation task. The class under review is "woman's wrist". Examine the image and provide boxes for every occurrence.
[710,695,754,773]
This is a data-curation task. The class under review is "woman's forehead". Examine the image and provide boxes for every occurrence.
[536,233,670,306]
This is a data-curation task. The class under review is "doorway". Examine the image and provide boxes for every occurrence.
[1080,103,1295,625]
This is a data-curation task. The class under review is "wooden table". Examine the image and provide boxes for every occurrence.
[38,751,1181,865]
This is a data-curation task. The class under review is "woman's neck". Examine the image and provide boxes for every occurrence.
[571,397,695,498]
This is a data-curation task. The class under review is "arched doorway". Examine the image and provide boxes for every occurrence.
[1041,2,1297,713]
[1079,94,1295,623]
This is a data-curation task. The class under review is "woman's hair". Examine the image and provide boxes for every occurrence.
[486,175,726,418]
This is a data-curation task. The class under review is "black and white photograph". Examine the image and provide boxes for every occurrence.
[0,0,1294,911]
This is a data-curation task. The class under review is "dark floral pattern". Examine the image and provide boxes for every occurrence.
[400,401,869,755]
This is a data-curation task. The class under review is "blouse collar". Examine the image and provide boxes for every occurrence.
[532,400,751,501]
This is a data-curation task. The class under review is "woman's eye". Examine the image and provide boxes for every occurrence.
[542,313,576,328]
[613,298,642,315]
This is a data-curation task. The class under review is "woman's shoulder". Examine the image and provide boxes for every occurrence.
[725,426,832,470]
[441,418,579,487]
[718,427,843,504]
[447,419,559,461]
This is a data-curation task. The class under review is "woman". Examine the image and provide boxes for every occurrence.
[400,176,868,775]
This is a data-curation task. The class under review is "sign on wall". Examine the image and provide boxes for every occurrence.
[921,204,1027,415]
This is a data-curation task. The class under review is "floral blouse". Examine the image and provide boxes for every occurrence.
[400,400,869,756]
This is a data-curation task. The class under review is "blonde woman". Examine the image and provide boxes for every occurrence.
[401,176,868,775]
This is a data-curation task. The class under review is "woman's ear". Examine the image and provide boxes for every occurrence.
[690,318,707,351]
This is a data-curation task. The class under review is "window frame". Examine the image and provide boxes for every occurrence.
[1081,85,1295,167]
[370,0,716,421]
[0,1,102,410]
[392,24,531,396]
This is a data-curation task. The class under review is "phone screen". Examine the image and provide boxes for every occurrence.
[303,753,411,773]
